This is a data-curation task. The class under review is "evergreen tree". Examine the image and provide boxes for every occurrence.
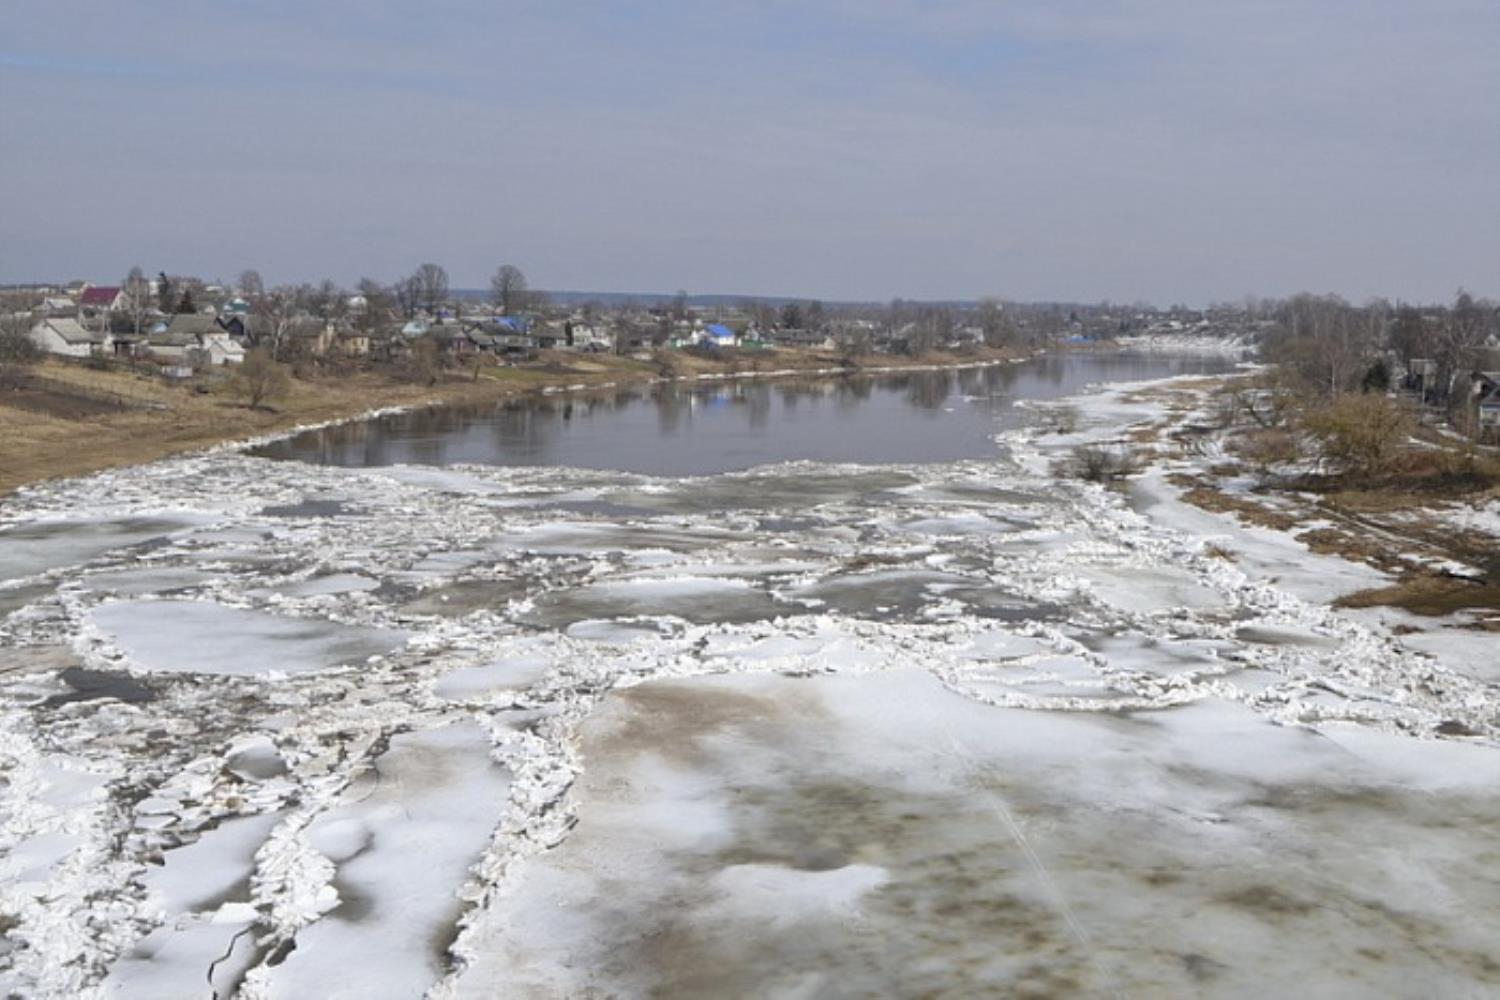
[157,272,175,313]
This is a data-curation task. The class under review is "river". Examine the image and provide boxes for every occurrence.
[251,353,1232,474]
[2,349,1496,998]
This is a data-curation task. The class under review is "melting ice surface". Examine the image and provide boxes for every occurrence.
[1,353,1496,998]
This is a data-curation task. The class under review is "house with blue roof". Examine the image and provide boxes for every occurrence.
[699,323,738,348]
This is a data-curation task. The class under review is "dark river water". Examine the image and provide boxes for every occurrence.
[252,353,1234,476]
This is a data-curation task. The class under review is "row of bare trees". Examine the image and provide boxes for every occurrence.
[1264,291,1497,405]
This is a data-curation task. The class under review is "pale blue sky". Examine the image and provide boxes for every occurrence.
[2,1,1496,304]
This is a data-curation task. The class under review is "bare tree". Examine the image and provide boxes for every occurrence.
[490,264,529,315]
[394,275,420,320]
[1272,293,1372,396]
[1388,305,1431,370]
[238,269,264,299]
[252,286,305,360]
[1433,290,1486,401]
[886,298,909,341]
[977,298,1017,348]
[123,266,152,334]
[405,335,443,385]
[411,263,449,315]
[804,300,827,331]
[741,299,776,334]
[309,279,347,323]
[355,278,394,337]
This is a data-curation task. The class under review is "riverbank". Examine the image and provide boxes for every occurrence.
[0,345,1028,498]
[1012,367,1500,629]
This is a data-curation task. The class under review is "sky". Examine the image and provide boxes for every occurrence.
[1,1,1497,305]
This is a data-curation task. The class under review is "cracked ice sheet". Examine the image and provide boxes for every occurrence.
[451,670,1500,999]
[87,599,409,677]
[102,811,280,999]
[255,721,511,1000]
[0,514,215,584]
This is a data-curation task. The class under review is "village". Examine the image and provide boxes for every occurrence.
[3,264,1277,372]
[3,268,1497,441]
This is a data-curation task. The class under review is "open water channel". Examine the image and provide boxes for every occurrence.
[252,353,1230,474]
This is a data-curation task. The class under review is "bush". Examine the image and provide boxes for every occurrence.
[1382,444,1500,490]
[1042,404,1080,435]
[1301,393,1414,478]
[1206,390,1241,430]
[403,336,443,385]
[1360,358,1391,393]
[1061,442,1144,482]
[227,348,291,409]
[1230,429,1301,473]
[0,322,41,388]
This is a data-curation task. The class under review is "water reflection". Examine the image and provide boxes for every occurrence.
[253,354,1232,476]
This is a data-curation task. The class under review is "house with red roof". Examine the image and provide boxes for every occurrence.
[78,284,125,313]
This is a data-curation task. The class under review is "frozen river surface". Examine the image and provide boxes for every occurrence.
[1,354,1496,998]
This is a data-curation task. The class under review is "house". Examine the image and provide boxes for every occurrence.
[78,285,125,314]
[286,319,336,355]
[145,314,244,365]
[198,331,245,366]
[1471,371,1500,433]
[566,323,613,352]
[699,323,738,348]
[219,314,251,343]
[42,296,76,316]
[431,327,472,355]
[495,332,535,355]
[143,329,201,362]
[29,317,112,358]
[770,327,835,350]
[337,328,371,356]
[463,328,500,353]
